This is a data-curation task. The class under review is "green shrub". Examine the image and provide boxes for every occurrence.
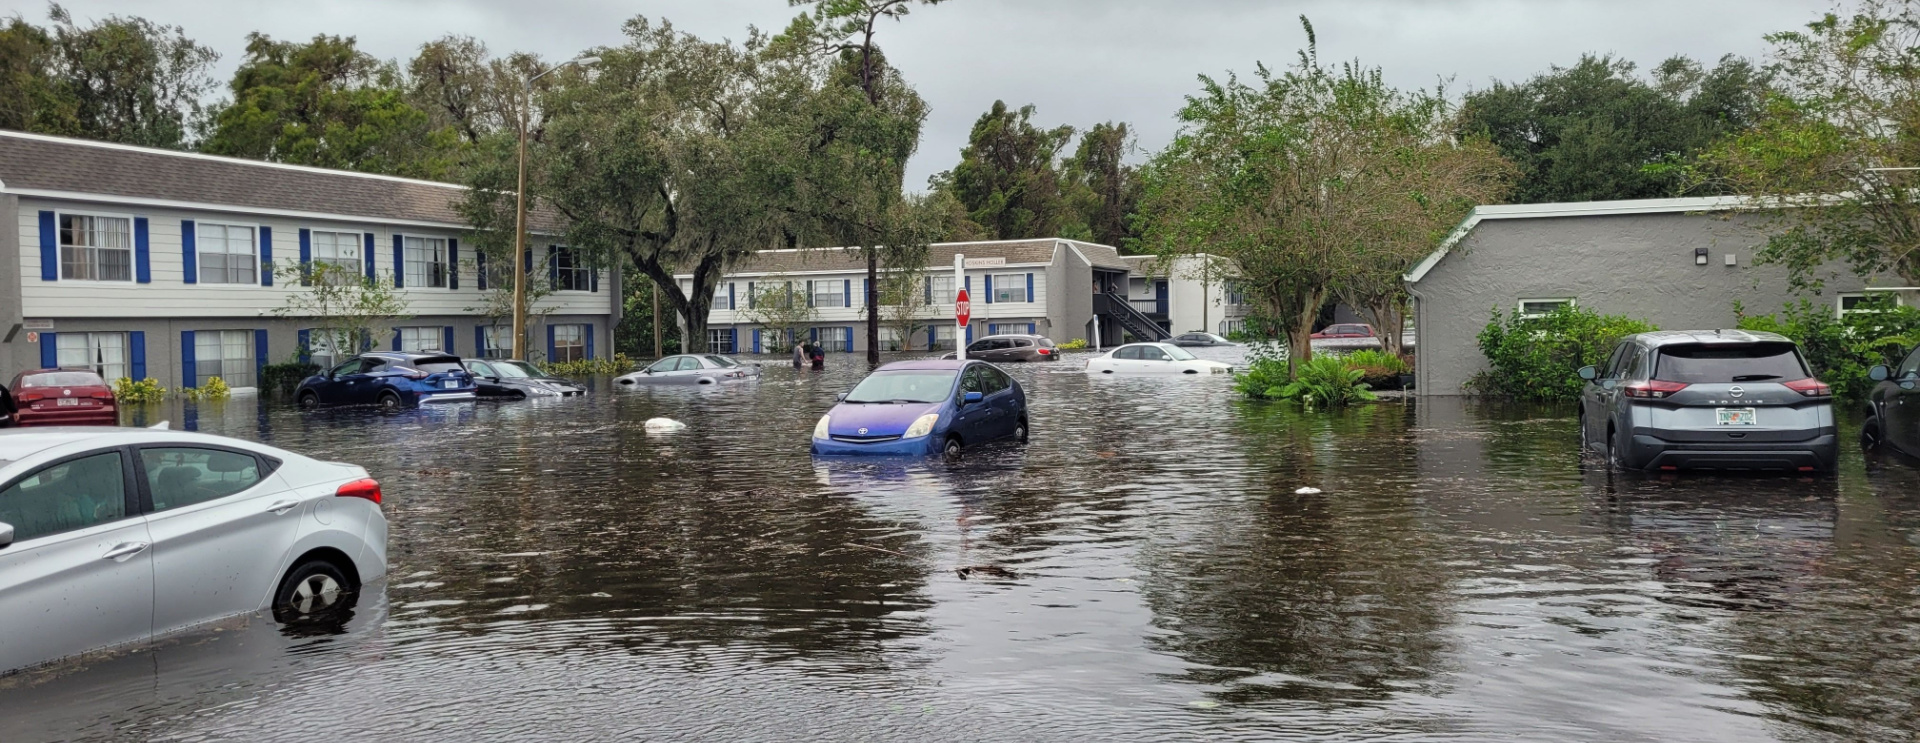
[1736,296,1920,400]
[1275,355,1377,408]
[1474,305,1657,402]
[180,376,231,401]
[111,377,166,404]
[261,361,321,395]
[544,353,636,378]
[1340,349,1412,388]
[1058,338,1089,350]
[1232,343,1293,399]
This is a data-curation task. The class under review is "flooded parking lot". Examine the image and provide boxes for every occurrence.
[4,348,1919,741]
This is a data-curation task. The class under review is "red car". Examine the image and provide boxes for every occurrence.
[1310,323,1376,339]
[7,368,118,427]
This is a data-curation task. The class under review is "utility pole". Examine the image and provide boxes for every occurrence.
[511,55,598,360]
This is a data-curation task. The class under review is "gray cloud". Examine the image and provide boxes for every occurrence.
[33,0,1826,188]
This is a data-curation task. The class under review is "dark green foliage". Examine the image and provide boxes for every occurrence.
[1340,349,1412,389]
[940,100,1074,240]
[0,4,219,149]
[1458,54,1766,203]
[1473,305,1657,402]
[1060,121,1142,249]
[1234,346,1377,408]
[261,361,321,396]
[1233,345,1293,400]
[1735,296,1920,400]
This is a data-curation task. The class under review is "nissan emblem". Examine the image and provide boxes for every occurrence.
[1728,386,1745,398]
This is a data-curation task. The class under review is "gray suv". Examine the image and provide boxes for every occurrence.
[1577,330,1837,473]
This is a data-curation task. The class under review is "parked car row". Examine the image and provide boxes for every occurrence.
[295,352,584,411]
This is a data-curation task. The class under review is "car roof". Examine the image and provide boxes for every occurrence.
[0,427,279,466]
[877,359,971,371]
[1628,329,1795,348]
[978,334,1044,339]
[365,351,457,360]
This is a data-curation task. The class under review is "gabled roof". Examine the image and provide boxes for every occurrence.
[1404,196,1751,284]
[684,238,1131,278]
[0,130,562,230]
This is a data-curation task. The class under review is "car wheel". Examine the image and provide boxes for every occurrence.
[1014,418,1029,444]
[943,435,963,458]
[1606,424,1620,469]
[376,391,404,413]
[297,390,320,409]
[1862,415,1883,451]
[271,558,355,625]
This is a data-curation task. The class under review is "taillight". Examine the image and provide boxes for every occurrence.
[401,370,429,380]
[1782,378,1831,398]
[16,391,44,402]
[1623,380,1689,399]
[1037,348,1052,355]
[336,478,382,504]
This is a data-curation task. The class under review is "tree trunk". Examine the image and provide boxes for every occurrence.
[1287,296,1319,375]
[1363,295,1406,358]
[866,249,880,364]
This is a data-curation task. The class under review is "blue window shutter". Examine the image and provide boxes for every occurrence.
[133,217,151,283]
[984,275,993,304]
[180,331,196,384]
[843,279,851,308]
[546,324,556,361]
[297,228,311,285]
[298,329,311,363]
[927,326,935,348]
[362,233,376,280]
[259,226,274,286]
[443,326,455,353]
[255,329,268,380]
[585,324,596,360]
[391,235,405,288]
[524,247,532,273]
[448,238,459,290]
[964,275,971,296]
[729,327,737,352]
[844,326,853,353]
[966,322,973,344]
[39,332,56,369]
[752,328,761,354]
[728,283,736,310]
[861,278,869,308]
[129,331,146,379]
[38,211,57,281]
[476,251,488,290]
[181,220,197,284]
[359,329,371,352]
[1027,273,1034,303]
[474,326,486,357]
[391,329,401,351]
[1028,323,1036,335]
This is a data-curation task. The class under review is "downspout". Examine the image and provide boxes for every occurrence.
[1406,283,1424,397]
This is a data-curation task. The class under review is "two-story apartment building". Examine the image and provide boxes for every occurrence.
[1120,254,1250,337]
[0,131,618,391]
[677,238,1170,354]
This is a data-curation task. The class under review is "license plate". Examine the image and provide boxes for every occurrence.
[1716,407,1758,426]
[443,381,457,388]
[56,398,77,406]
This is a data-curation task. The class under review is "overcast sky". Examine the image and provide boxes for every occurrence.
[35,0,1831,188]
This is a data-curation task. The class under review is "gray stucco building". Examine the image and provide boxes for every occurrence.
[1405,197,1915,396]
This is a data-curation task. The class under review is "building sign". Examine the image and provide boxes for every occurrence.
[21,319,53,331]
[962,257,1006,268]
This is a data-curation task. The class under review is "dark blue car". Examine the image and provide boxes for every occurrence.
[811,359,1028,457]
[296,352,477,411]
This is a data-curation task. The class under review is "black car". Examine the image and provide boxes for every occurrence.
[462,359,586,399]
[1864,345,1920,457]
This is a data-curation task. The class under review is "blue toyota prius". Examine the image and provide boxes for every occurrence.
[811,359,1029,456]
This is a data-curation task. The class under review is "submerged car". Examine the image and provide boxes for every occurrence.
[7,369,116,427]
[951,334,1060,362]
[615,354,760,386]
[1863,344,1920,457]
[1311,323,1375,340]
[463,359,586,398]
[1085,343,1233,375]
[1172,332,1236,347]
[1578,330,1837,473]
[0,428,387,674]
[295,352,477,411]
[812,359,1027,457]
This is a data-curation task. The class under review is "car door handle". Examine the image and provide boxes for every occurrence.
[266,499,301,515]
[102,542,149,562]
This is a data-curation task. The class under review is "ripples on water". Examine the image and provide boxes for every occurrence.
[3,348,1919,742]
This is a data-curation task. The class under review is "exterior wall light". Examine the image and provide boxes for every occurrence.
[1725,253,1737,266]
[1695,247,1709,265]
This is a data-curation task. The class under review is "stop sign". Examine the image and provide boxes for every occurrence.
[955,288,971,326]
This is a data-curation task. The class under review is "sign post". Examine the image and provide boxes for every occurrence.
[954,253,970,359]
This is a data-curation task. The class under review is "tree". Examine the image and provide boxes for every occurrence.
[462,252,555,354]
[1695,0,1920,289]
[406,35,541,146]
[2,4,218,149]
[1458,53,1767,203]
[940,100,1074,240]
[0,17,52,133]
[274,261,411,363]
[1061,121,1142,249]
[737,275,817,353]
[203,33,459,179]
[876,263,931,350]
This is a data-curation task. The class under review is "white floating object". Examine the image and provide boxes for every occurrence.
[148,420,170,430]
[1294,487,1323,495]
[644,417,687,432]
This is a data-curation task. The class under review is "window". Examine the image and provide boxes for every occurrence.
[989,322,1028,336]
[815,327,849,352]
[1518,298,1574,319]
[993,274,1027,303]
[194,330,254,388]
[1654,343,1809,384]
[405,236,449,288]
[959,367,985,396]
[551,247,591,291]
[1225,282,1245,306]
[551,324,586,363]
[714,283,732,310]
[926,275,955,304]
[397,326,442,353]
[55,332,128,384]
[483,326,512,359]
[59,213,133,281]
[486,253,515,289]
[645,356,680,373]
[1838,293,1904,317]
[0,451,127,542]
[140,448,262,512]
[197,223,257,284]
[762,327,789,350]
[930,324,956,351]
[305,331,344,370]
[979,365,1011,393]
[311,231,363,285]
[812,280,844,308]
[1221,319,1246,335]
[707,328,735,354]
[1900,347,1920,377]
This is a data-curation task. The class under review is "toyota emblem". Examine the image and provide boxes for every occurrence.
[61,389,71,396]
[857,427,869,435]
[1728,386,1745,398]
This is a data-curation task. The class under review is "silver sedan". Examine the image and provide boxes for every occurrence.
[0,428,387,674]
[615,354,762,387]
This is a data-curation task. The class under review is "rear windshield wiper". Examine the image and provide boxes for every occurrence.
[1730,374,1781,382]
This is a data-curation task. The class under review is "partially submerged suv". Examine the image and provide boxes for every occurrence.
[1578,330,1837,473]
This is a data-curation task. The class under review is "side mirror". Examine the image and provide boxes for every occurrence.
[963,391,984,404]
[1903,380,1918,391]
[0,521,13,550]
[1602,379,1618,390]
[1577,365,1598,381]
[834,393,847,402]
[1869,365,1891,382]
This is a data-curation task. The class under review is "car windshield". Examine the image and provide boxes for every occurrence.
[1654,343,1808,383]
[704,355,739,368]
[494,362,534,378]
[844,370,957,404]
[21,372,104,387]
[1162,345,1197,361]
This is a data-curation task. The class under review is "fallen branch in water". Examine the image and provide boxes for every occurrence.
[842,542,916,559]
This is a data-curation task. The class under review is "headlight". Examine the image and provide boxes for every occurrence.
[813,415,831,439]
[904,412,940,438]
[531,385,561,396]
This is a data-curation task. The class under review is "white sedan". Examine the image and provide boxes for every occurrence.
[1085,343,1234,375]
[0,427,387,674]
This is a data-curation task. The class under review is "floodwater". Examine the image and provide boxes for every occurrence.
[4,348,1919,742]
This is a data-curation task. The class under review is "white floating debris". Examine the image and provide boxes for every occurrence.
[147,420,170,430]
[644,417,687,432]
[1294,487,1323,495]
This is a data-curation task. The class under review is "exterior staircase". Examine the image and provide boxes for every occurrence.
[1094,294,1172,342]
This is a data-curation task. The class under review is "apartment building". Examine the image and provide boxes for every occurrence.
[0,131,618,391]
[1119,254,1250,337]
[676,238,1169,354]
